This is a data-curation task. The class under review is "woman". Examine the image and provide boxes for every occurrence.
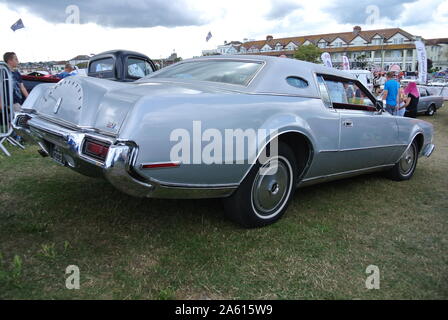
[403,82,420,118]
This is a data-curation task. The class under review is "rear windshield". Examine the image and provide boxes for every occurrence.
[149,60,262,86]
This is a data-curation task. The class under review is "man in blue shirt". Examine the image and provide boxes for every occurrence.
[57,63,78,79]
[382,71,400,115]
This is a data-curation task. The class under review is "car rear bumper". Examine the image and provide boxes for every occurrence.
[13,112,236,199]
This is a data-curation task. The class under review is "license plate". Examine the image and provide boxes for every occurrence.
[51,147,66,166]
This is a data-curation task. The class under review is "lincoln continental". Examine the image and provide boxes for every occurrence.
[13,56,435,228]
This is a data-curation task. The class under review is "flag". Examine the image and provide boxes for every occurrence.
[321,52,333,68]
[11,19,25,32]
[415,40,427,84]
[206,31,212,42]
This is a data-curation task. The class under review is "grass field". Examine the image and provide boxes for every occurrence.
[1,105,447,300]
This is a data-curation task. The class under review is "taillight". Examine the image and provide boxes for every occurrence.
[16,115,31,129]
[82,139,110,161]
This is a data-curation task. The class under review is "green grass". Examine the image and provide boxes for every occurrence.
[0,104,447,300]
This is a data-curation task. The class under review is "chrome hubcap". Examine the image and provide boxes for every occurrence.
[252,158,290,216]
[399,145,416,175]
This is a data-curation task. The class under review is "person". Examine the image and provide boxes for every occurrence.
[379,72,387,88]
[344,83,354,101]
[3,52,29,112]
[403,82,420,118]
[373,72,381,94]
[397,86,407,117]
[2,52,28,143]
[382,71,400,115]
[57,63,78,79]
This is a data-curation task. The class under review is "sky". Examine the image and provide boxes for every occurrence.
[0,0,447,63]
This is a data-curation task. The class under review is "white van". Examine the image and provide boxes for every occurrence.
[344,70,374,92]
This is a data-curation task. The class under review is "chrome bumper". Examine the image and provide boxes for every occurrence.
[13,113,236,199]
[422,143,435,158]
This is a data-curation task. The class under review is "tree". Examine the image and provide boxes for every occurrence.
[355,54,368,69]
[76,62,88,69]
[293,44,322,63]
[416,58,434,73]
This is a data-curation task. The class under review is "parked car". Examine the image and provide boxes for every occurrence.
[22,50,156,93]
[425,85,448,101]
[400,76,418,87]
[428,78,448,87]
[13,56,435,228]
[22,72,60,93]
[88,50,157,82]
[417,86,444,116]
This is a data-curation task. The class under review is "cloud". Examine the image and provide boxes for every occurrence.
[265,0,302,20]
[400,0,444,26]
[324,0,417,24]
[0,0,206,28]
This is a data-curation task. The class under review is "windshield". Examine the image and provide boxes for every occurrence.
[149,60,262,86]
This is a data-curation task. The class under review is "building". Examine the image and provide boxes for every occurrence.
[153,52,181,69]
[205,26,448,72]
[50,61,68,74]
[69,55,91,67]
[425,38,448,71]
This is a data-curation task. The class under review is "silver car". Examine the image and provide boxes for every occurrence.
[417,86,444,116]
[13,56,435,228]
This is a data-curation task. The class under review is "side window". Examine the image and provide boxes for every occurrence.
[286,76,308,88]
[88,57,115,79]
[316,75,332,108]
[319,75,376,111]
[343,82,374,108]
[127,58,154,79]
[419,88,427,97]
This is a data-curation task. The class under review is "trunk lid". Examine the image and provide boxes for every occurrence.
[33,76,232,135]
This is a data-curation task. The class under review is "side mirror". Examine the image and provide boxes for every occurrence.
[375,100,384,114]
[376,100,384,109]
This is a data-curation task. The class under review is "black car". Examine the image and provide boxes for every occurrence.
[88,49,157,82]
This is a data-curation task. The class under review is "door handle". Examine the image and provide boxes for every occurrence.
[343,120,353,128]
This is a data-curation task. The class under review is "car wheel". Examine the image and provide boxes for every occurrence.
[426,104,436,116]
[387,140,418,181]
[223,142,297,228]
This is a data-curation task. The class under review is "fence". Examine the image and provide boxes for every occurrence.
[0,62,24,156]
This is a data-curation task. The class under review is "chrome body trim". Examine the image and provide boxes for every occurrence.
[400,132,424,160]
[36,113,118,138]
[319,144,408,153]
[298,164,395,187]
[236,129,315,185]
